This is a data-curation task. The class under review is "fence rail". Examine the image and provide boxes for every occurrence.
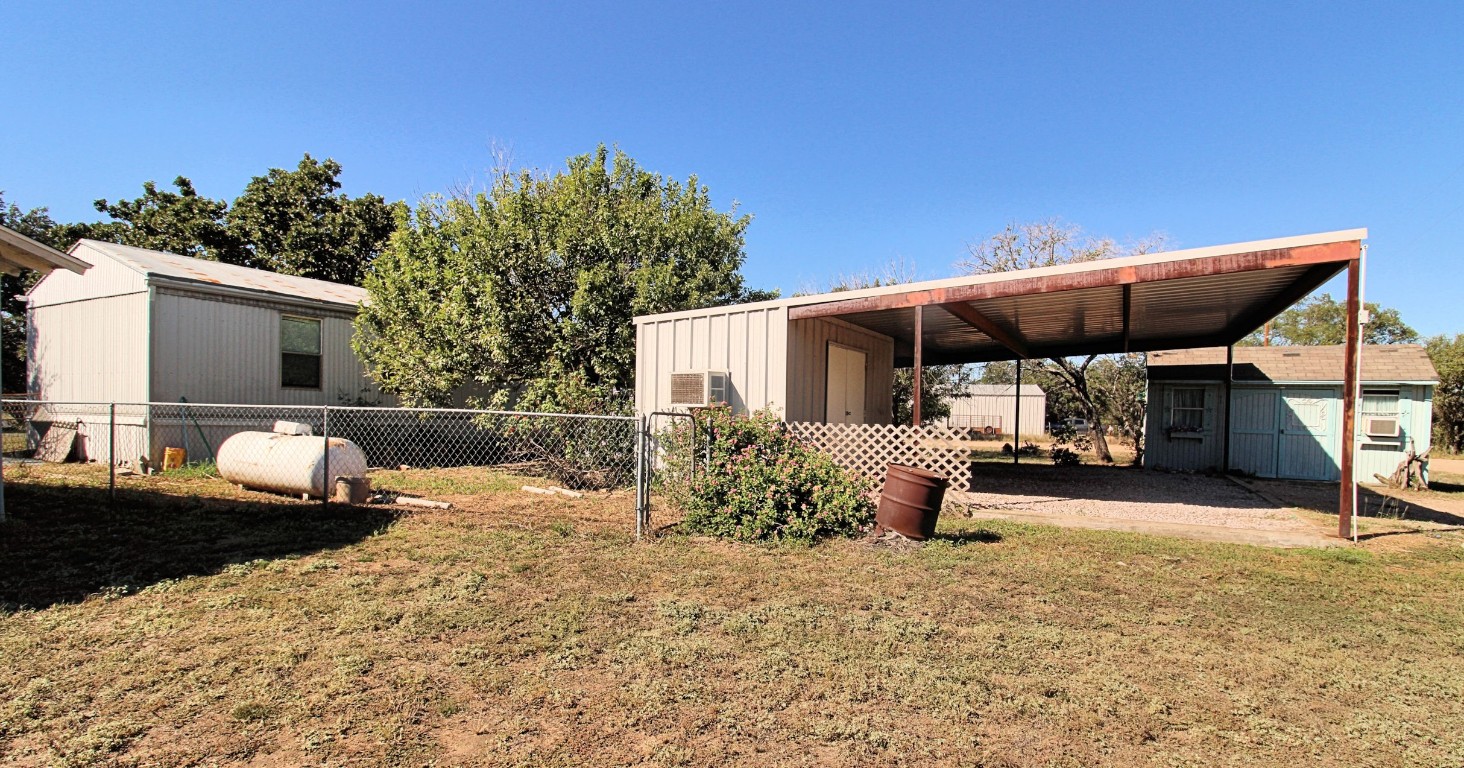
[2,400,653,530]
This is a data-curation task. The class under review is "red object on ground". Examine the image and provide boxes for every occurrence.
[876,463,949,540]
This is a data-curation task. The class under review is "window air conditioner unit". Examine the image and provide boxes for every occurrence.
[1363,416,1401,438]
[669,371,729,408]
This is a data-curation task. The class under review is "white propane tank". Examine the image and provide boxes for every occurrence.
[216,432,369,498]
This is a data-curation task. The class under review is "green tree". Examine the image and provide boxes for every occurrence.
[958,220,1164,462]
[1428,334,1464,454]
[354,146,756,410]
[92,177,241,262]
[1241,292,1418,346]
[228,154,401,284]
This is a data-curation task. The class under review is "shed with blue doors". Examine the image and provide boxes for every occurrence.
[1144,345,1437,483]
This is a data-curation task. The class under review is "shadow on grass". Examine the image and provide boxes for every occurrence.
[933,529,1004,545]
[0,480,401,610]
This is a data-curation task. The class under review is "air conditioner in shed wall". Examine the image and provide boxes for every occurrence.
[669,371,729,408]
[1363,415,1401,438]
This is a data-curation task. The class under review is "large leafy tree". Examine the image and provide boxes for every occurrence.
[228,154,401,284]
[957,220,1165,462]
[354,146,757,411]
[92,177,240,262]
[1427,334,1464,454]
[1240,292,1418,346]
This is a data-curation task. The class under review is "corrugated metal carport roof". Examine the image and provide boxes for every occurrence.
[777,229,1366,365]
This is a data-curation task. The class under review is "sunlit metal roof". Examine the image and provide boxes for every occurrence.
[751,228,1366,365]
[73,240,367,307]
[0,226,91,276]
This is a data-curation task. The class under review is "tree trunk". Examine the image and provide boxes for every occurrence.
[1046,356,1115,463]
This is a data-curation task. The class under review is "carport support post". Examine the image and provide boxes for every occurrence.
[1223,346,1234,473]
[1013,360,1021,465]
[912,306,923,426]
[1338,258,1361,538]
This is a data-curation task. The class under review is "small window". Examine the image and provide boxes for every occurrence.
[1361,389,1399,418]
[281,316,322,389]
[1169,387,1205,431]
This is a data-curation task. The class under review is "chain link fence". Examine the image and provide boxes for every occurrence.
[2,400,662,532]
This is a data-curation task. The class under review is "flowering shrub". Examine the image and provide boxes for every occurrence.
[662,406,874,543]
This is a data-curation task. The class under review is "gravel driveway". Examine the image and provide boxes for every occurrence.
[950,463,1313,532]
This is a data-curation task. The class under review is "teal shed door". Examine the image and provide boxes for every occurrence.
[1229,388,1280,477]
[1278,390,1336,481]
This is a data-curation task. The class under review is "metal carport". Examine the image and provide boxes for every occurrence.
[784,229,1368,538]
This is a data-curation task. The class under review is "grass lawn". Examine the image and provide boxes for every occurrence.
[2,466,1463,766]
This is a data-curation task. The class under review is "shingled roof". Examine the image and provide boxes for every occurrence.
[1148,345,1438,384]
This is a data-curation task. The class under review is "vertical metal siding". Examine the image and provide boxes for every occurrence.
[1143,383,1223,472]
[150,292,387,406]
[28,293,150,402]
[633,304,788,416]
[26,245,147,308]
[783,317,894,424]
[947,391,1047,435]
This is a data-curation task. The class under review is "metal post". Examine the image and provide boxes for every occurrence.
[322,406,331,509]
[1338,258,1361,539]
[1223,346,1234,474]
[1013,360,1021,465]
[912,306,924,426]
[634,415,645,539]
[109,402,117,502]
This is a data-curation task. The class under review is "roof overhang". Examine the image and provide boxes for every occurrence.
[782,229,1365,366]
[0,226,91,276]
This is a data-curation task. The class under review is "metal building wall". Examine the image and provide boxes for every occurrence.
[27,293,150,403]
[784,317,894,424]
[1143,382,1225,472]
[26,244,147,308]
[635,304,788,416]
[150,289,389,406]
[946,388,1046,435]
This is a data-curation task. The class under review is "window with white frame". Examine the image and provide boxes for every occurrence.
[281,316,322,389]
[1168,387,1205,432]
[1361,388,1401,438]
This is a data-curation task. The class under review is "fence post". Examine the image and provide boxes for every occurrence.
[109,402,116,503]
[322,405,330,510]
[634,415,646,539]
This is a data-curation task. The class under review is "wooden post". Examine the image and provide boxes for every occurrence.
[1338,259,1361,538]
[1223,345,1234,474]
[912,306,923,426]
[1013,360,1022,465]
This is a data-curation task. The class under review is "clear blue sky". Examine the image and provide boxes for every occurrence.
[4,1,1461,336]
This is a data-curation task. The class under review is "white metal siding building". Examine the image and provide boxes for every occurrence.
[26,240,389,462]
[945,384,1046,436]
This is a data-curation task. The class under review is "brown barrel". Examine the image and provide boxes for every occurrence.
[875,463,949,540]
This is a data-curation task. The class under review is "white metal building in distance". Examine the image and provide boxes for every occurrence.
[945,383,1046,437]
[25,240,390,462]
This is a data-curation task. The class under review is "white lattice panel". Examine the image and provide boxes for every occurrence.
[788,422,973,491]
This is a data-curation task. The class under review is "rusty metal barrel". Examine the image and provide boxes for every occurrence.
[876,463,949,540]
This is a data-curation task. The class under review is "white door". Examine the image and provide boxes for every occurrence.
[825,344,866,424]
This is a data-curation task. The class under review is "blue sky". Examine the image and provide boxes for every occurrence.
[4,1,1462,336]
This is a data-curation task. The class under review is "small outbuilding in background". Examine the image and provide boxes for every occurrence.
[1145,345,1437,483]
[943,383,1046,438]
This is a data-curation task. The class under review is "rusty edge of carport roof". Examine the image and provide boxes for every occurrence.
[630,228,1367,325]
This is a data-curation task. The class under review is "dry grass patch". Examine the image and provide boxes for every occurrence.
[1,465,1463,766]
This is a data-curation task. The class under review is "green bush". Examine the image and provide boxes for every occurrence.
[662,406,875,543]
